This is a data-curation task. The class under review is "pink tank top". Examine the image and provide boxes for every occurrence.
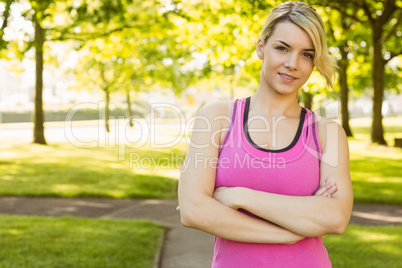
[211,97,331,267]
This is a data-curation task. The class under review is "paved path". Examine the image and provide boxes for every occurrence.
[0,197,402,268]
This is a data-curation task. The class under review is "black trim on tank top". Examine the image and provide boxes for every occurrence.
[243,96,306,153]
[221,99,238,149]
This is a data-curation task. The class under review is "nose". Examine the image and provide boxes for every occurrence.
[284,53,298,70]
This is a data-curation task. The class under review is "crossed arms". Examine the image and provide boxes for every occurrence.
[178,102,353,244]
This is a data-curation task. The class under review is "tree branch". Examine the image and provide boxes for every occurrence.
[1,0,13,29]
[361,0,375,25]
[326,15,337,44]
[310,1,366,24]
[0,0,13,47]
[383,10,402,42]
[379,0,397,26]
[332,2,365,24]
[385,50,402,64]
[50,24,139,42]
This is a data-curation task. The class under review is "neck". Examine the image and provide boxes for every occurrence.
[251,86,301,117]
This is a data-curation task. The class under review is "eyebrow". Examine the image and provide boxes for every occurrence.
[276,40,315,52]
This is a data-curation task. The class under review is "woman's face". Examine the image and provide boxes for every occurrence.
[257,21,315,96]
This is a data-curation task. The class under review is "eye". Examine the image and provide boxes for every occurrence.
[304,53,314,59]
[275,46,287,52]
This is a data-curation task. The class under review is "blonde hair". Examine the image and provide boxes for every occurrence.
[260,1,336,89]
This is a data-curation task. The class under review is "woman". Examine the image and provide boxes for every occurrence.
[178,1,353,267]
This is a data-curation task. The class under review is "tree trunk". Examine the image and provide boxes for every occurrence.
[126,90,133,127]
[338,45,353,137]
[370,23,387,145]
[0,0,12,49]
[33,18,46,145]
[302,90,313,110]
[104,89,110,133]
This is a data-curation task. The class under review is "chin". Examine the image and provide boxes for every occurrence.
[273,86,300,96]
[278,91,298,96]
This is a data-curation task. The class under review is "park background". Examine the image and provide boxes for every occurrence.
[0,0,401,267]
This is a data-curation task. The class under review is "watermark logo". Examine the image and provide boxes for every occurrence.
[129,152,184,173]
[64,100,341,172]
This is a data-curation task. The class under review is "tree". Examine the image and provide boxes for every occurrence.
[0,0,13,50]
[175,0,280,98]
[364,0,401,144]
[40,0,141,141]
[32,3,47,144]
[313,0,402,145]
[0,0,141,144]
[71,1,194,131]
[73,37,129,132]
[3,0,55,144]
[322,7,370,137]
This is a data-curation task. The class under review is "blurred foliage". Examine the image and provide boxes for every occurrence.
[0,0,401,118]
[309,0,401,144]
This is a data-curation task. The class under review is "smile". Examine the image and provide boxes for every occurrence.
[279,73,297,80]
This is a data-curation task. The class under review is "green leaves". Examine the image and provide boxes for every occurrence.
[0,0,13,50]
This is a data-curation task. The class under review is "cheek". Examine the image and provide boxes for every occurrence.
[263,54,282,71]
[302,61,314,76]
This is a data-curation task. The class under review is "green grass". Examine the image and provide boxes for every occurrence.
[348,117,402,204]
[349,117,402,145]
[349,152,402,204]
[324,225,402,268]
[0,142,184,198]
[0,215,163,268]
[0,117,401,203]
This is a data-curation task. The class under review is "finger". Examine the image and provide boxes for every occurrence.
[313,181,327,196]
[321,185,337,197]
[315,182,336,197]
[323,184,337,195]
[214,187,227,192]
[314,181,333,196]
[328,185,337,194]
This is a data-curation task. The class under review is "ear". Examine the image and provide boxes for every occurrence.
[256,38,264,60]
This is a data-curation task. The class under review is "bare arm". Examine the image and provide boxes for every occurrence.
[214,120,353,237]
[178,101,305,244]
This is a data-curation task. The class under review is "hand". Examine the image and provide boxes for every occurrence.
[286,232,306,244]
[314,181,337,198]
[213,187,241,209]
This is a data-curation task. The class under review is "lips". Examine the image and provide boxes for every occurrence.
[279,73,297,80]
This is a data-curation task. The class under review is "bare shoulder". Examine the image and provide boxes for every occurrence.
[316,115,348,151]
[197,100,233,119]
[193,100,235,147]
[196,100,234,128]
